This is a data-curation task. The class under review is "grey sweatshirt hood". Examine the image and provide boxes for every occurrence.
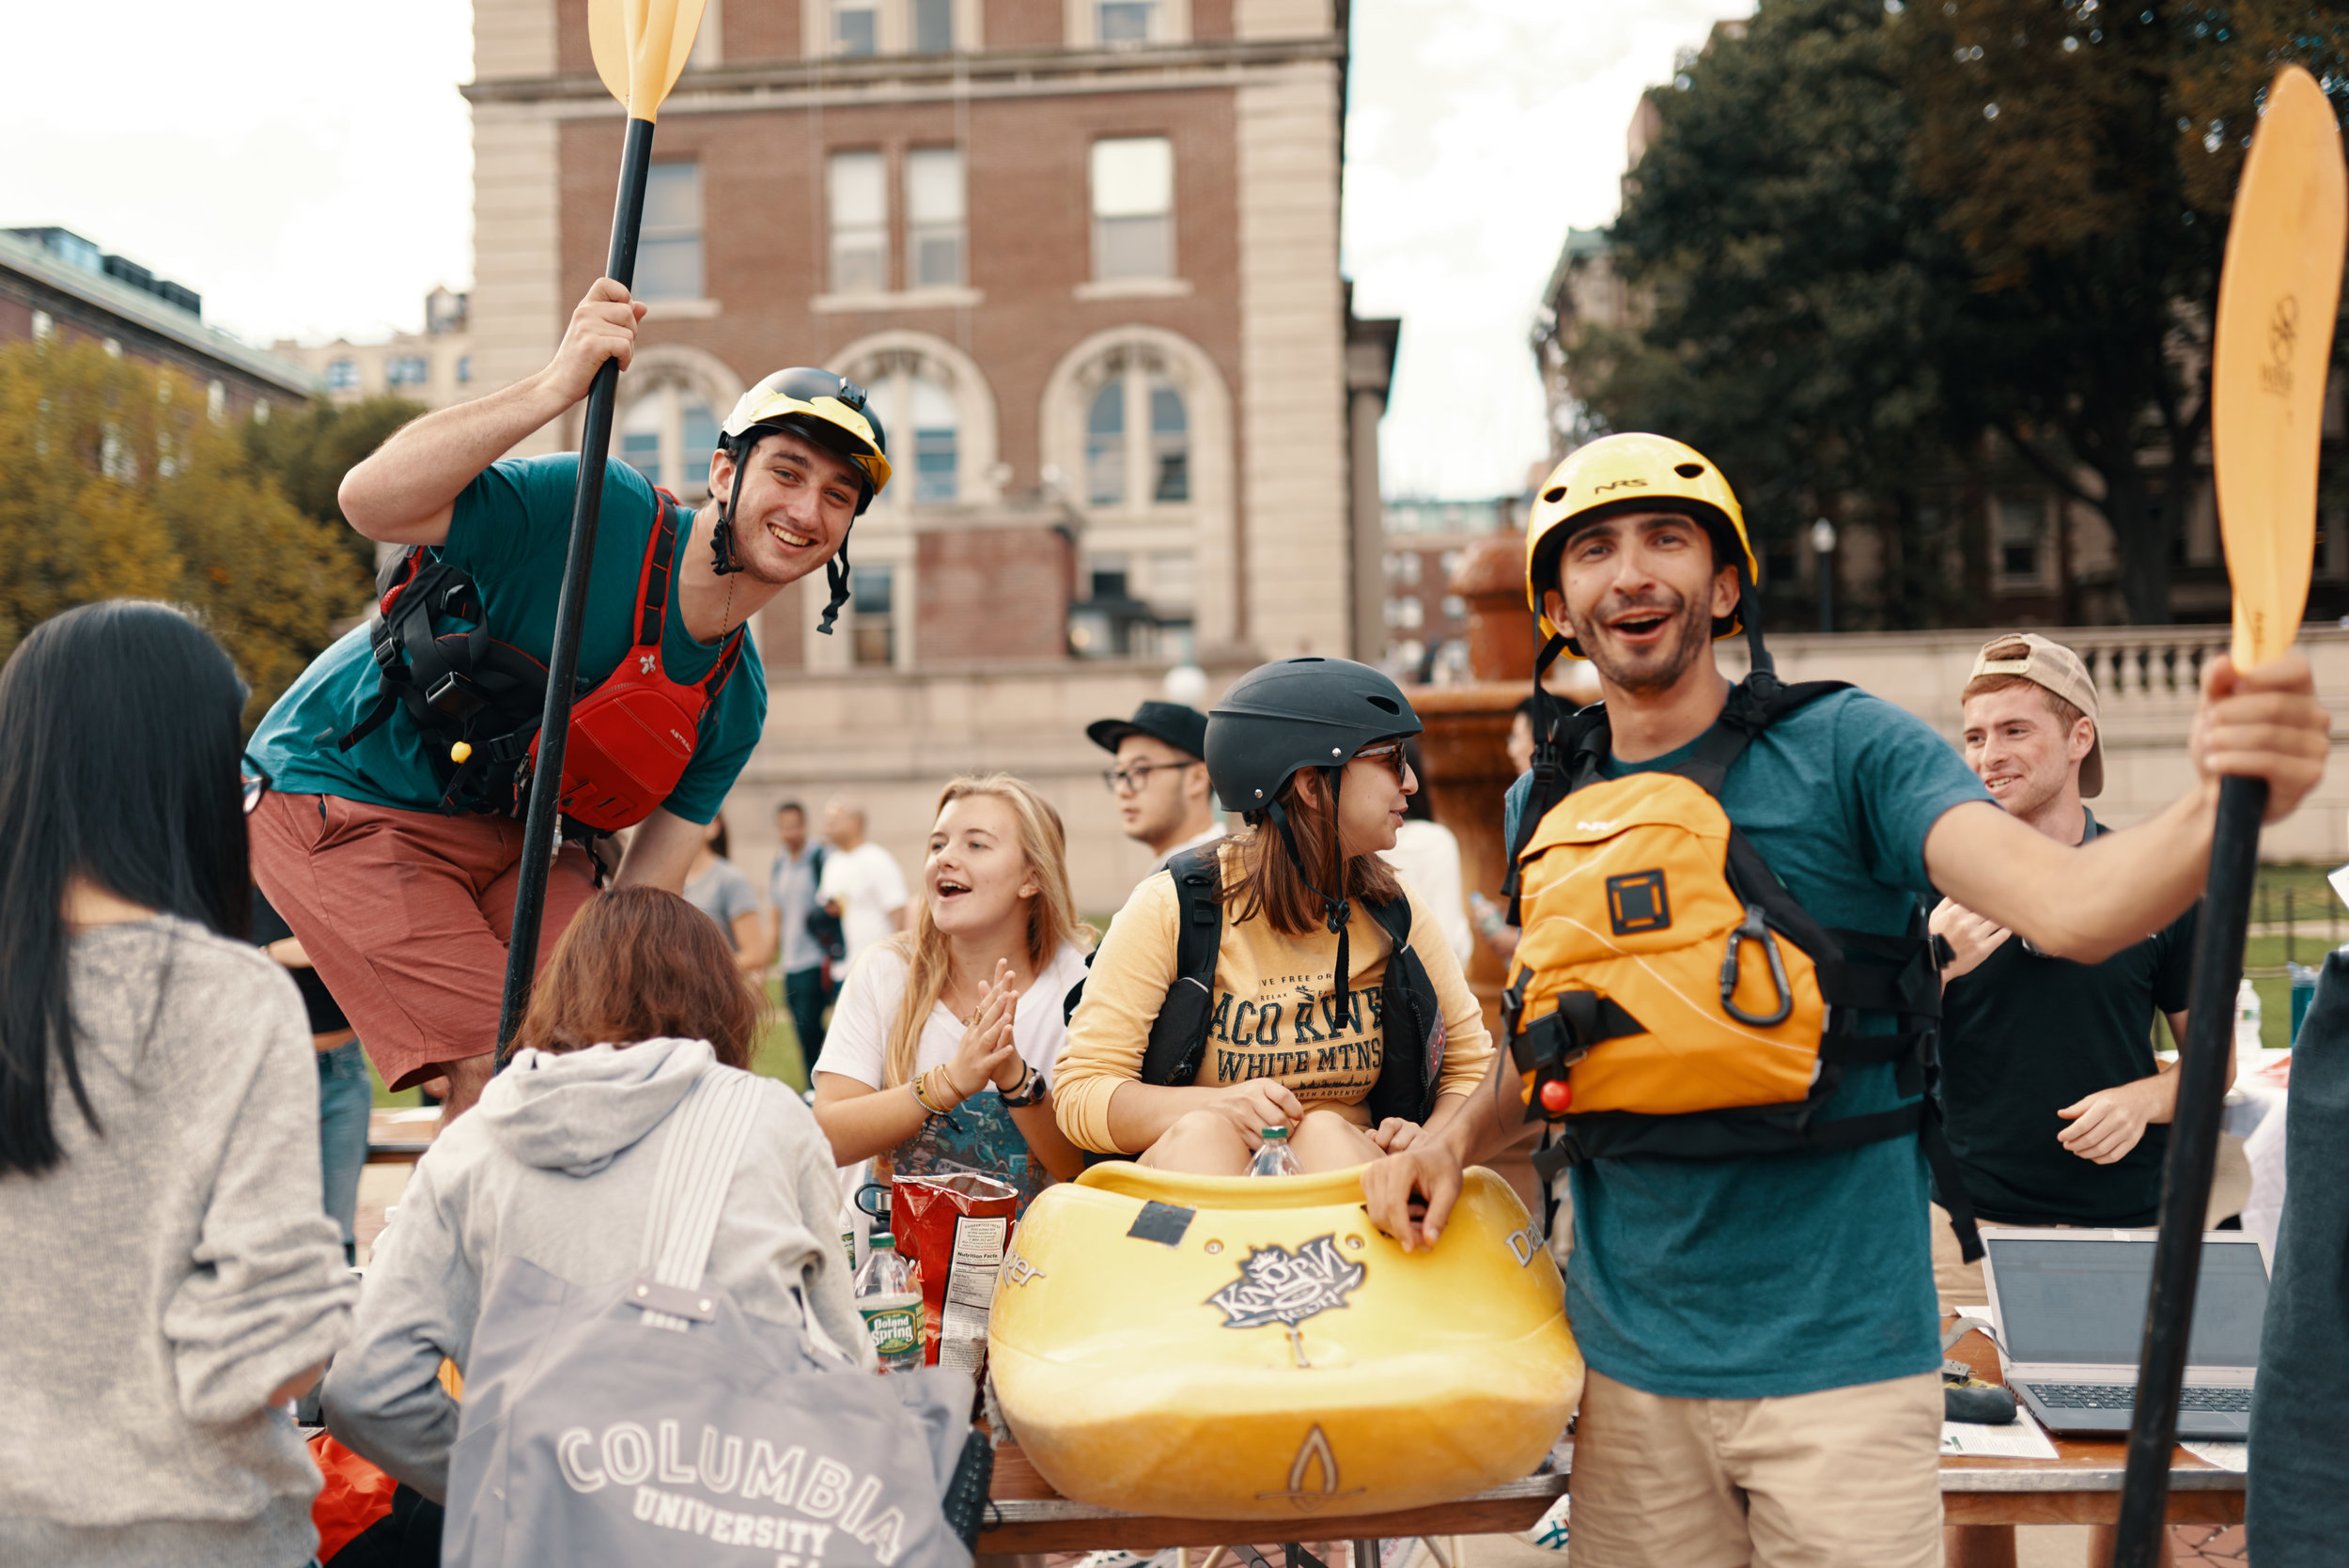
[474,1036,715,1177]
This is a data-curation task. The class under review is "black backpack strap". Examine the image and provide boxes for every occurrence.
[1361,892,1448,1125]
[1134,845,1225,1088]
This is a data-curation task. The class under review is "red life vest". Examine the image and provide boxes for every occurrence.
[339,491,744,832]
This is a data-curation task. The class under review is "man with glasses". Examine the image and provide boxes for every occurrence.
[1088,701,1221,880]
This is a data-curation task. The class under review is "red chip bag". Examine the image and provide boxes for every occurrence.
[891,1170,1019,1373]
[308,1431,399,1562]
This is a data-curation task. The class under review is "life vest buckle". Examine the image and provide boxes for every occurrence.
[1720,904,1794,1027]
[424,670,487,722]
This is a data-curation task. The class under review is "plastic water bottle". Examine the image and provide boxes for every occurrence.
[1249,1126,1302,1178]
[852,1232,924,1373]
[2234,978,2263,1055]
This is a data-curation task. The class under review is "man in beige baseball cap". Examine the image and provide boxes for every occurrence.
[1963,631,2106,799]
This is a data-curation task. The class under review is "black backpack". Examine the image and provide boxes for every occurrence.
[1063,844,1450,1159]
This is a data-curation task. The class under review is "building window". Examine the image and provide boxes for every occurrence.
[906,147,965,289]
[1091,136,1174,281]
[325,358,359,391]
[207,380,226,423]
[638,163,705,301]
[1082,352,1190,511]
[851,565,895,666]
[835,0,878,54]
[618,381,722,498]
[386,355,429,387]
[911,0,954,52]
[1386,597,1425,630]
[859,359,961,505]
[456,355,472,384]
[829,150,889,295]
[1997,498,2044,582]
[1099,0,1156,42]
[30,309,53,342]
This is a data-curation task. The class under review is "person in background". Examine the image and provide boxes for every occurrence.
[818,799,910,966]
[1505,693,1538,780]
[769,799,834,1060]
[0,601,356,1568]
[1088,699,1223,879]
[813,775,1090,1206]
[322,887,869,1503]
[1378,737,1473,968]
[252,887,371,1265]
[682,811,773,975]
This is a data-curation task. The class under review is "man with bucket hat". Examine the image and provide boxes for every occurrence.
[1088,700,1222,879]
[1927,635,2209,1308]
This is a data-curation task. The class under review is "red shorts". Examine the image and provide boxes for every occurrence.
[249,792,599,1091]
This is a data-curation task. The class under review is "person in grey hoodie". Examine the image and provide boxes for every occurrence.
[0,602,358,1568]
[323,887,872,1501]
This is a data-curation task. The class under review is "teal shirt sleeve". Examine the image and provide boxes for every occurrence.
[661,652,766,826]
[442,452,595,579]
[1827,692,1993,899]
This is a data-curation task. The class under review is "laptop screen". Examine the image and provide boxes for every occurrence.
[1987,1235,2268,1369]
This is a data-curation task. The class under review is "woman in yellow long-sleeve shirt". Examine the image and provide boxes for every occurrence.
[1054,658,1495,1175]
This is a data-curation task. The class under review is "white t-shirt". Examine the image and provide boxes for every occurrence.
[1380,818,1473,968]
[816,840,910,965]
[814,939,1093,1092]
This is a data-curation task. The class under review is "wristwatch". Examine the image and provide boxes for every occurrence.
[1929,932,1956,973]
[1000,1063,1050,1108]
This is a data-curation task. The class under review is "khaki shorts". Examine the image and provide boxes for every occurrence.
[1567,1367,1944,1568]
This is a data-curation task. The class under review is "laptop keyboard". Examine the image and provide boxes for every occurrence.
[2026,1383,2252,1412]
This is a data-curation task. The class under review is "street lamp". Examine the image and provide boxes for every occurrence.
[1810,517,1838,635]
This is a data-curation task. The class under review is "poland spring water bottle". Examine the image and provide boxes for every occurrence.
[852,1231,924,1373]
[1249,1125,1303,1178]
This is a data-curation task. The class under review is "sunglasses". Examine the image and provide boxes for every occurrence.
[1353,740,1410,782]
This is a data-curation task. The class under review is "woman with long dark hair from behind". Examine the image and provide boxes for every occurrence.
[1054,659,1496,1175]
[0,601,357,1566]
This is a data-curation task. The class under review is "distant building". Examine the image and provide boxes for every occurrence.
[1381,497,1516,683]
[0,227,315,418]
[272,286,475,410]
[459,0,1397,908]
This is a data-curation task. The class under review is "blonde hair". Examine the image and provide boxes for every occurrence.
[879,773,1096,1090]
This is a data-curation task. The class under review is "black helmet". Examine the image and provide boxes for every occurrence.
[711,367,892,635]
[1205,657,1423,814]
[1206,658,1422,1016]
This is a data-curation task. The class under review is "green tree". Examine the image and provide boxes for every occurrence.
[0,338,370,721]
[1579,0,1983,629]
[1895,0,2349,623]
[243,390,425,582]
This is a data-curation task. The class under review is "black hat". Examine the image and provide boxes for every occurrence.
[1087,700,1208,762]
[1204,658,1421,815]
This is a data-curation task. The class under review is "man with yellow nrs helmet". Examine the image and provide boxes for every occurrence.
[1361,433,2330,1567]
[245,276,890,1117]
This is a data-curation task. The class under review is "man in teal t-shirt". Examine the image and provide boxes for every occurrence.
[1362,434,2330,1568]
[247,276,894,1115]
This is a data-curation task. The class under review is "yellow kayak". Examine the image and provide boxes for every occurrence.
[988,1161,1581,1521]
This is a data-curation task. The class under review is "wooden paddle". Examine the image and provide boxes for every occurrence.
[2111,64,2344,1567]
[494,0,710,1064]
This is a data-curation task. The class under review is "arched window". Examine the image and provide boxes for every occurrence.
[1149,374,1188,502]
[1079,351,1190,512]
[910,374,958,503]
[1086,381,1125,505]
[617,380,720,498]
[854,357,960,505]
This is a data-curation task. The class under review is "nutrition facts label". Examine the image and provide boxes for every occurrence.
[940,1216,1010,1376]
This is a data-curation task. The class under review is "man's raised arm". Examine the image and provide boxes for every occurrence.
[1927,651,2329,961]
[337,279,647,547]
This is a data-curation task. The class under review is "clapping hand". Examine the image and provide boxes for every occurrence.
[941,958,1021,1103]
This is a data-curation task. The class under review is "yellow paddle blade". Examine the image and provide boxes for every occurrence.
[587,0,708,122]
[2213,65,2348,670]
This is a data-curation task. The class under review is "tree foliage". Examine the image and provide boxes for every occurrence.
[0,338,370,722]
[1577,0,2349,627]
[243,390,425,582]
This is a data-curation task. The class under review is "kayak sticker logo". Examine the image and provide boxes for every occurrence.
[1256,1424,1366,1512]
[2264,294,2299,397]
[1000,1249,1043,1288]
[1206,1235,1365,1330]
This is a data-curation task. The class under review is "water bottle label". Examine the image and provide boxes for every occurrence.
[861,1304,922,1358]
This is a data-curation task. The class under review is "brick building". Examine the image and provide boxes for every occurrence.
[1380,497,1514,685]
[0,227,316,418]
[462,0,1395,905]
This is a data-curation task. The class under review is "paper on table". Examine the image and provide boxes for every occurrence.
[1940,1410,2060,1460]
[2181,1440,2249,1473]
[2328,860,2349,911]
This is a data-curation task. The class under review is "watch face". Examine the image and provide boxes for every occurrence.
[2017,936,2048,957]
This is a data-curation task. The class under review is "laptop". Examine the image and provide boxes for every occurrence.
[1978,1228,2269,1439]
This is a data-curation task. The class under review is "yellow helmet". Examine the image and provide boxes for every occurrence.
[1523,433,1759,655]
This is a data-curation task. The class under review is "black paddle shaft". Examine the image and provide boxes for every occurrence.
[494,115,657,1064]
[2111,772,2267,1567]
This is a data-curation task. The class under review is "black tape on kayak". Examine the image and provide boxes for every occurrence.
[1128,1201,1195,1247]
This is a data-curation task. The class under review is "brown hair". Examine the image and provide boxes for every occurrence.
[515,887,763,1069]
[1963,642,2086,733]
[879,774,1096,1089]
[1223,768,1403,937]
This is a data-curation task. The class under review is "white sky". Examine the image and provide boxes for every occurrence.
[0,0,1749,500]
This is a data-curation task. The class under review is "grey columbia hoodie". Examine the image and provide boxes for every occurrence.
[321,1037,871,1501]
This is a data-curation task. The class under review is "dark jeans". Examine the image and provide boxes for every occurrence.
[318,1040,370,1265]
[784,965,831,1063]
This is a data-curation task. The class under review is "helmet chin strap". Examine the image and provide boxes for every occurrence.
[710,442,750,578]
[1266,765,1354,1018]
[817,530,852,635]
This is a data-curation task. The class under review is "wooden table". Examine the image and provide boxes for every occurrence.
[977,1323,2243,1553]
[366,1107,441,1165]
